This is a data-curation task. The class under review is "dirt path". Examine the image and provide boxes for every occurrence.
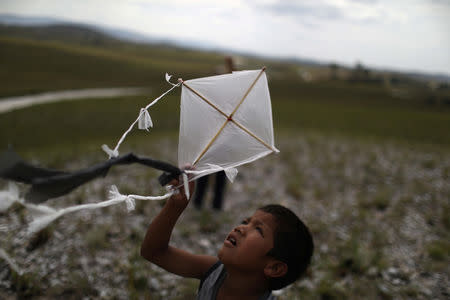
[0,87,150,114]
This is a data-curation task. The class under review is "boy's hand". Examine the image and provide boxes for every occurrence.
[167,168,195,210]
[141,166,217,280]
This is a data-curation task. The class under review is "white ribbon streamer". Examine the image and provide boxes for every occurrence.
[27,185,174,235]
[165,73,178,86]
[0,248,23,276]
[182,173,189,199]
[24,202,57,218]
[138,108,153,130]
[101,144,119,159]
[0,182,20,212]
[125,197,136,211]
[224,167,238,183]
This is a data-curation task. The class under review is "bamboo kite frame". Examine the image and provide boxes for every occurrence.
[179,67,276,166]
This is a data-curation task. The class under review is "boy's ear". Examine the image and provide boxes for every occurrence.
[264,260,288,278]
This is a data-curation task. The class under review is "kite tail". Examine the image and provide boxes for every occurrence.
[0,248,23,276]
[0,182,20,212]
[27,185,174,235]
[182,173,190,199]
[102,74,181,158]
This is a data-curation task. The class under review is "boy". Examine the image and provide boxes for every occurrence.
[141,176,313,299]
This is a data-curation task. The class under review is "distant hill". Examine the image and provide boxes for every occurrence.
[0,13,449,84]
[0,13,210,48]
[0,14,342,68]
[401,72,450,85]
[0,23,123,46]
[0,13,61,25]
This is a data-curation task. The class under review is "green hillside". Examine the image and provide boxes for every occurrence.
[0,36,225,97]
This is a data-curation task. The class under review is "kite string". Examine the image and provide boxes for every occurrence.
[102,76,181,159]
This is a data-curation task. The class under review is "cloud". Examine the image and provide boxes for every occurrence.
[257,1,343,20]
[349,0,378,4]
[254,0,387,26]
[431,0,450,5]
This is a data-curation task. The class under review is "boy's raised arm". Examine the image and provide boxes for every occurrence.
[140,177,217,279]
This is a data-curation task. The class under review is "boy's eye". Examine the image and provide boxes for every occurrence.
[241,220,249,225]
[256,226,264,236]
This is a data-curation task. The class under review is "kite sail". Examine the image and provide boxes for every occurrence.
[178,68,279,182]
[0,67,278,234]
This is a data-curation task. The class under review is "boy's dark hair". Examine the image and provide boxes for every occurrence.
[259,204,314,290]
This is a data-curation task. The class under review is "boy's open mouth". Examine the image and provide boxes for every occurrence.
[225,234,237,247]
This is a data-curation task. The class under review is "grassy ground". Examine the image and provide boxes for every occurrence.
[0,85,449,156]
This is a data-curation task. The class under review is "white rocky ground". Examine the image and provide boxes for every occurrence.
[1,133,449,299]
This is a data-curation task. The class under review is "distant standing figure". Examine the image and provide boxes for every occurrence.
[193,57,234,210]
[193,170,227,210]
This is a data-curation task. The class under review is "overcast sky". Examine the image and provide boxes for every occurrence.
[1,0,449,75]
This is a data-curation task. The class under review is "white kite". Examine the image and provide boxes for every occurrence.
[178,68,279,183]
[105,67,278,180]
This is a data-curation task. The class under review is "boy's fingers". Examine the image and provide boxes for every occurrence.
[181,164,193,171]
[168,170,195,200]
[168,179,179,186]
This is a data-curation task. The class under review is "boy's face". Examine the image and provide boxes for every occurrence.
[218,209,277,272]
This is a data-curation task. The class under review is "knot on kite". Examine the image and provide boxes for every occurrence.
[108,185,135,212]
[138,108,153,130]
[125,197,136,212]
[165,73,180,86]
[102,144,119,159]
[108,185,127,201]
[224,167,238,183]
[182,172,190,199]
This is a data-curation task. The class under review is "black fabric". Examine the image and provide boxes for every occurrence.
[0,149,181,203]
[193,175,209,208]
[193,171,226,210]
[212,171,226,210]
[198,260,221,292]
[0,148,66,184]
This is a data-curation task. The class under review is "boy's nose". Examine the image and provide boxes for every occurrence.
[234,225,246,235]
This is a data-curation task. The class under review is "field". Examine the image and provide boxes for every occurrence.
[0,29,449,299]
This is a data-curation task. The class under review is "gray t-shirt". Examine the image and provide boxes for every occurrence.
[196,261,275,300]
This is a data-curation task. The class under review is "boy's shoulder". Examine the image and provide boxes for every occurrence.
[196,261,276,300]
[197,261,223,299]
